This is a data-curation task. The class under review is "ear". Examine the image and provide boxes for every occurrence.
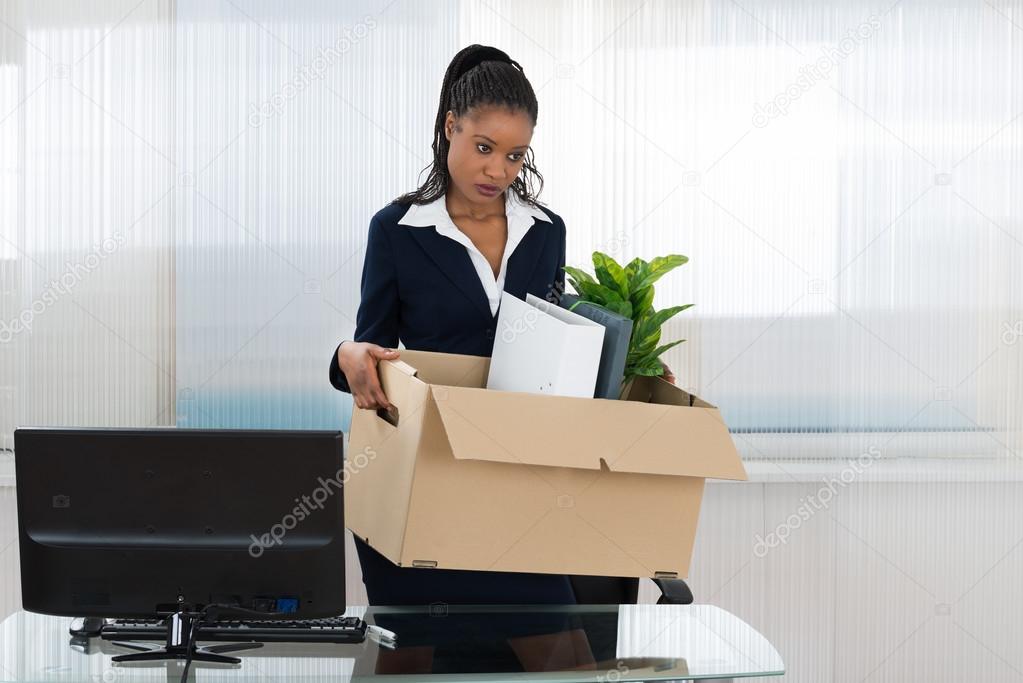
[444,111,456,141]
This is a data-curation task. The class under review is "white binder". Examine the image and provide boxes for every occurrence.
[486,291,605,398]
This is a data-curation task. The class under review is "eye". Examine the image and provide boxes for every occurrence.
[509,152,525,162]
[476,143,490,153]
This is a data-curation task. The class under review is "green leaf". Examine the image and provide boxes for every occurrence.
[631,339,686,369]
[594,284,628,307]
[630,285,654,316]
[630,360,666,377]
[648,339,686,359]
[629,326,661,359]
[630,327,663,349]
[623,257,645,284]
[563,266,596,286]
[574,280,630,310]
[573,251,696,389]
[628,260,651,292]
[633,254,688,291]
[631,313,657,347]
[630,311,655,343]
[604,299,633,319]
[572,280,609,305]
[630,304,692,358]
[640,304,693,337]
[592,252,630,299]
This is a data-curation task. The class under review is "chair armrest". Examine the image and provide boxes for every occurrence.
[652,578,693,604]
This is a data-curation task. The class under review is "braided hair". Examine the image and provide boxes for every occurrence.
[394,44,544,207]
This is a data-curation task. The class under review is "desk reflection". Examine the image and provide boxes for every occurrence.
[362,607,688,678]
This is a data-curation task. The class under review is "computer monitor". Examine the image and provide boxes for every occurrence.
[14,427,347,621]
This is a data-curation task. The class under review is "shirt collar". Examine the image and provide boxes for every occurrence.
[397,190,551,229]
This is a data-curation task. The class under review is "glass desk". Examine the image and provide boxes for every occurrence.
[0,605,783,681]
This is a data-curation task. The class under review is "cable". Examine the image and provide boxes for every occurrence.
[179,611,201,683]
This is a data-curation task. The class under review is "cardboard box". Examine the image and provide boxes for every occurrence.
[345,350,747,580]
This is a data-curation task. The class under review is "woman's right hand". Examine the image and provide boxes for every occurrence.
[337,341,401,411]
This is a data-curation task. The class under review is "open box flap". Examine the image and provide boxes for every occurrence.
[429,384,748,481]
[386,350,490,389]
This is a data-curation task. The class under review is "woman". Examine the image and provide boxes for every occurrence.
[328,44,577,606]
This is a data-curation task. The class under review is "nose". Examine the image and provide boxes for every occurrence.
[484,160,506,182]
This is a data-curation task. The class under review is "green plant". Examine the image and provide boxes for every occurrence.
[563,252,693,394]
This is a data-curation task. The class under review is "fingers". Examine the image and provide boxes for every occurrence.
[372,385,393,412]
[353,360,393,412]
[364,354,393,410]
[370,345,401,360]
[364,368,391,411]
[660,360,677,385]
[354,389,390,411]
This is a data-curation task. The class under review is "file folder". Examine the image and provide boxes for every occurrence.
[486,291,604,398]
[559,293,634,399]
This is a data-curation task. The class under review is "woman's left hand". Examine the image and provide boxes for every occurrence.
[660,360,676,385]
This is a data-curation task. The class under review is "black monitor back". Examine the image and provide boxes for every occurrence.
[14,427,346,619]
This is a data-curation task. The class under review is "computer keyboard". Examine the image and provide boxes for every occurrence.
[100,615,367,644]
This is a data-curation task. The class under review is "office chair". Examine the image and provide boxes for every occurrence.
[569,576,694,605]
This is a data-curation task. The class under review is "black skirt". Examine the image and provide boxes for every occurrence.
[353,536,577,606]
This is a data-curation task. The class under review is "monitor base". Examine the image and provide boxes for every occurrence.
[110,608,263,664]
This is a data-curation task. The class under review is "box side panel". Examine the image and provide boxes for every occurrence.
[344,367,429,563]
[565,473,705,578]
[401,434,705,578]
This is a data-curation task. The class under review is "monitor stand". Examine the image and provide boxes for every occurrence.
[110,609,263,664]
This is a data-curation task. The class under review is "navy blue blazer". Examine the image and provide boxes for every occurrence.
[329,197,574,606]
[329,198,566,392]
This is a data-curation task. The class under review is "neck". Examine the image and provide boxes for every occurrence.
[446,184,504,221]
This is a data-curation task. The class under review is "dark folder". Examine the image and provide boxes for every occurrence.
[559,294,634,399]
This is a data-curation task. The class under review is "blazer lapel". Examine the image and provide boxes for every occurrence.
[406,227,494,320]
[501,221,547,307]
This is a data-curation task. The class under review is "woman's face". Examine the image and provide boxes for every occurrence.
[444,105,533,206]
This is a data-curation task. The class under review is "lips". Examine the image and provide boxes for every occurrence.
[475,184,500,196]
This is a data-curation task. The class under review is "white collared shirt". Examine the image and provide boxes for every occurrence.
[397,191,552,316]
